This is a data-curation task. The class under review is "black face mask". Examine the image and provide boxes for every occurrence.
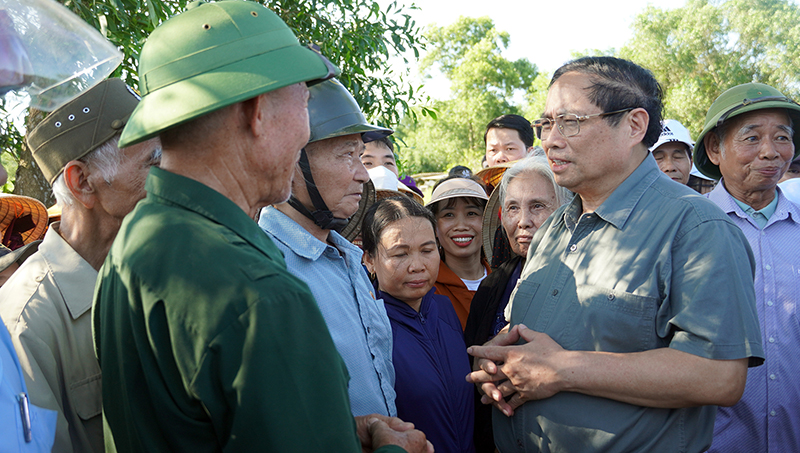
[287,148,349,232]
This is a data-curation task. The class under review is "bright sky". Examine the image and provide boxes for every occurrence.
[389,0,687,100]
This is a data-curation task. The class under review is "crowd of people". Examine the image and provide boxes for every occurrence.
[1,1,800,452]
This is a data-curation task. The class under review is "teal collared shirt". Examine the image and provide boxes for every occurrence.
[94,167,395,453]
[495,156,763,453]
[731,189,779,229]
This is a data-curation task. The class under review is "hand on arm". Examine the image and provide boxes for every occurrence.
[467,324,749,416]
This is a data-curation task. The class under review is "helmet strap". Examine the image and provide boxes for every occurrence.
[288,148,349,232]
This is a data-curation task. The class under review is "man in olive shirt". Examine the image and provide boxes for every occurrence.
[467,57,763,452]
[1,78,160,453]
[93,2,429,452]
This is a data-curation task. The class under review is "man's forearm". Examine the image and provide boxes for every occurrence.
[556,347,748,408]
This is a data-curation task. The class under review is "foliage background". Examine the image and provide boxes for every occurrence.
[1,0,426,202]
[5,0,800,192]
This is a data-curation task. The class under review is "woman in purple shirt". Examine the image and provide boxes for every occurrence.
[363,196,475,453]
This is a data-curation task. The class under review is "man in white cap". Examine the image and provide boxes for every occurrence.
[649,119,694,185]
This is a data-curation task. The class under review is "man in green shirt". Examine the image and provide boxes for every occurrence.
[93,2,430,452]
[467,56,763,452]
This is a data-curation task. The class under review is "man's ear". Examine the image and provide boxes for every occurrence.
[63,160,96,209]
[628,108,650,143]
[705,132,723,166]
[241,92,271,139]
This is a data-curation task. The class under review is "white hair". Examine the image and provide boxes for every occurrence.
[497,155,572,213]
[51,135,123,208]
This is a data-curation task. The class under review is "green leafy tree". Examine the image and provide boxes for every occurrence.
[619,0,800,138]
[398,16,537,173]
[2,0,423,202]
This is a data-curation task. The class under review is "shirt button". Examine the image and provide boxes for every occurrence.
[770,410,777,416]
[770,374,776,380]
[569,244,577,252]
[607,293,615,301]
[765,264,772,270]
[767,300,774,307]
[552,289,559,296]
[769,337,776,343]
[34,274,44,282]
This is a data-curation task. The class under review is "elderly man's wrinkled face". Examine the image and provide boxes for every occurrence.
[652,143,692,185]
[501,171,559,257]
[485,128,529,167]
[302,133,369,220]
[708,109,794,199]
[91,138,161,221]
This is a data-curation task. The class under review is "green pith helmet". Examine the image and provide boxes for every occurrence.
[695,82,800,180]
[119,0,339,148]
[307,79,392,144]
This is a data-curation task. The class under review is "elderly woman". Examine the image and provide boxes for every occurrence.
[426,176,490,330]
[464,155,571,453]
[363,196,475,453]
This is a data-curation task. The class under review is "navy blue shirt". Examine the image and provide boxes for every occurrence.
[380,289,475,453]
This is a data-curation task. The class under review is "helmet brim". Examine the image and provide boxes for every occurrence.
[120,45,337,148]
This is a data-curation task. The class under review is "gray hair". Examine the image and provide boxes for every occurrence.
[52,135,123,208]
[497,155,572,212]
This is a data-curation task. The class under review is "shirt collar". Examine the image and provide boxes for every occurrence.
[259,206,357,261]
[38,224,97,320]
[709,179,800,226]
[145,167,281,261]
[562,154,660,230]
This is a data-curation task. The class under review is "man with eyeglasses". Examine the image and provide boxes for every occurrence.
[694,83,800,453]
[467,56,763,453]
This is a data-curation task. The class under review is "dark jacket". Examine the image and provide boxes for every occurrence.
[463,255,523,453]
[381,289,475,453]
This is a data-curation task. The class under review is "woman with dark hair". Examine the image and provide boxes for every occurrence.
[426,176,489,330]
[363,196,474,453]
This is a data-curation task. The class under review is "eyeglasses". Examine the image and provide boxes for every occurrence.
[532,108,635,140]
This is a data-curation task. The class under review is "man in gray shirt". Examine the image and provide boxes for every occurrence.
[468,56,763,453]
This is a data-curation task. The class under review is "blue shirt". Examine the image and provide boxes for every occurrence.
[381,289,474,453]
[259,207,396,417]
[708,182,800,453]
[498,156,763,453]
[1,322,57,452]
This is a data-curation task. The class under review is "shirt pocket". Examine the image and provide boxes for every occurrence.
[562,285,658,353]
[68,373,102,420]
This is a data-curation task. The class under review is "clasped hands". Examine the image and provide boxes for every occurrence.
[465,324,570,417]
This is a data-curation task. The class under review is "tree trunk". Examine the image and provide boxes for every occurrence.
[13,108,55,207]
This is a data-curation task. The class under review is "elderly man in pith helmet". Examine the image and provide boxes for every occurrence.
[259,78,398,418]
[0,78,160,453]
[92,2,430,453]
[695,82,800,452]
